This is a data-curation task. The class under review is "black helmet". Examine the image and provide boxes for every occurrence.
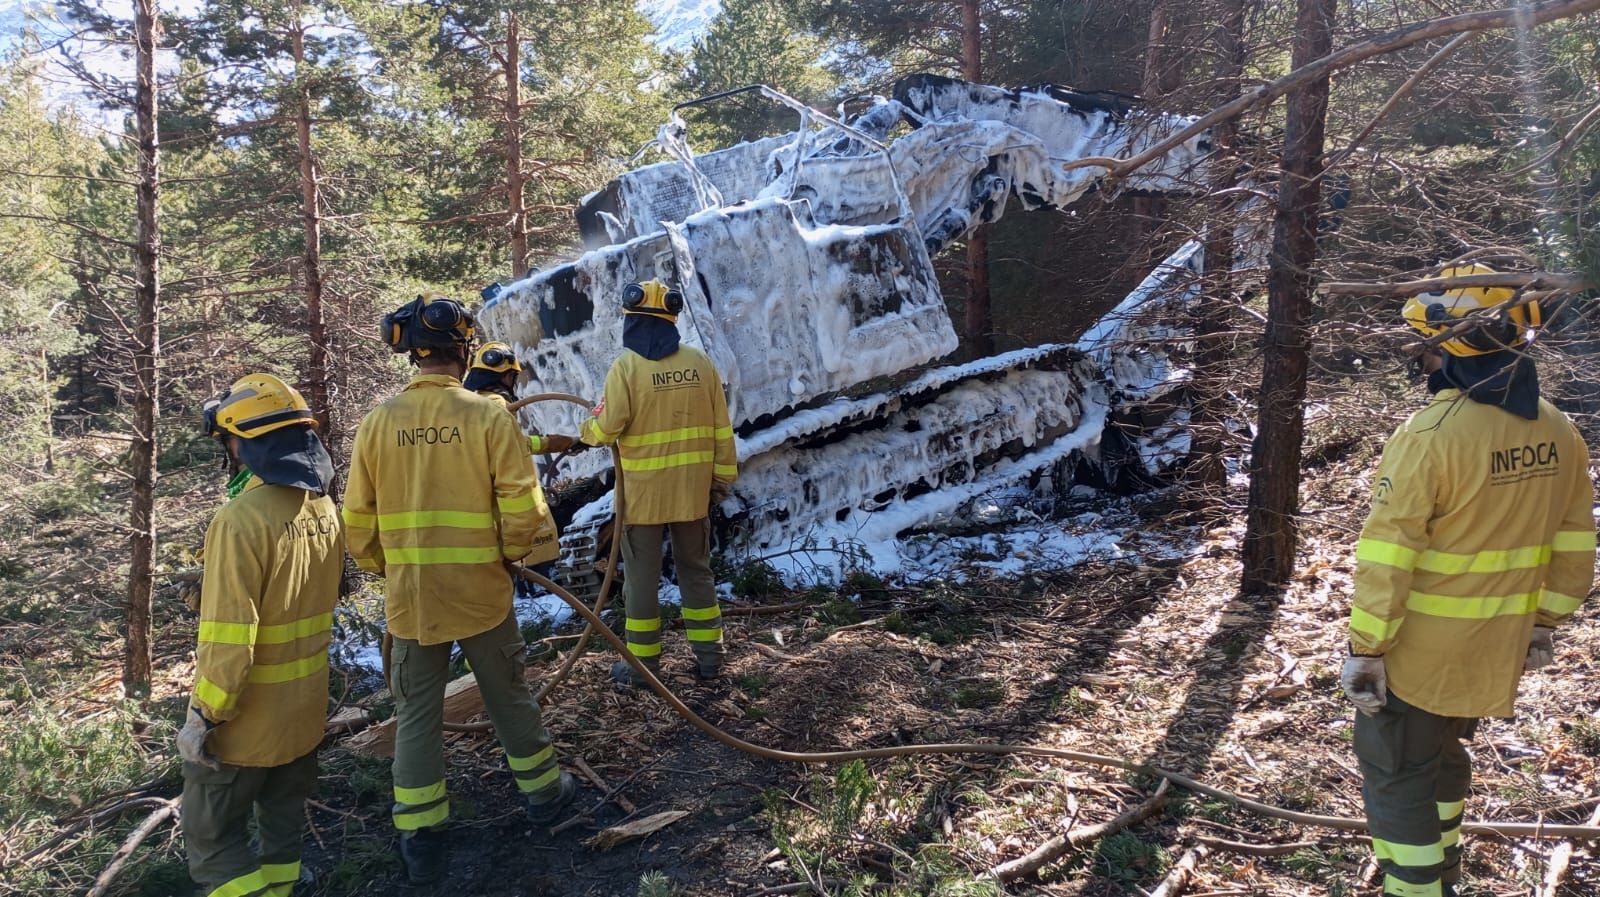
[380,292,477,356]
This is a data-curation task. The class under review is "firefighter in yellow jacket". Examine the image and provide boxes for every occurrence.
[343,293,576,883]
[580,280,737,686]
[464,340,581,456]
[179,373,342,897]
[1342,266,1596,897]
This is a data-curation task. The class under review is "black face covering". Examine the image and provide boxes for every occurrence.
[463,368,511,396]
[1437,350,1541,420]
[236,425,336,495]
[622,314,681,361]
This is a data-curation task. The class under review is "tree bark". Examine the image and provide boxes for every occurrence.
[292,3,330,435]
[505,12,529,278]
[960,0,993,356]
[1240,0,1337,592]
[125,0,161,696]
[1185,0,1250,496]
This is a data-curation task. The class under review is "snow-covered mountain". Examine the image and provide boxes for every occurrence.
[637,0,720,52]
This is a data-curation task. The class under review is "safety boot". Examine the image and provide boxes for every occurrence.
[692,659,721,682]
[524,770,578,825]
[609,658,659,690]
[399,827,447,884]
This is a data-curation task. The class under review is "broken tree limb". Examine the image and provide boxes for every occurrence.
[1062,0,1600,179]
[345,673,485,756]
[572,757,636,815]
[1330,32,1477,165]
[1149,843,1209,897]
[985,779,1171,882]
[585,810,689,850]
[5,796,173,870]
[1320,271,1595,297]
[1539,802,1600,897]
[1194,834,1325,857]
[85,798,178,897]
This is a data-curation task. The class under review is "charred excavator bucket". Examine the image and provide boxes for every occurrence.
[478,76,1215,593]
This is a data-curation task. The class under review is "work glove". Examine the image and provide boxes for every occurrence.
[1525,625,1555,671]
[171,568,203,613]
[710,483,731,507]
[1340,655,1387,716]
[534,434,580,454]
[177,708,222,771]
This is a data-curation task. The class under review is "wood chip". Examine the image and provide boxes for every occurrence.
[585,810,690,850]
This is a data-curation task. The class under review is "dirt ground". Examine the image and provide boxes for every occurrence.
[5,385,1600,896]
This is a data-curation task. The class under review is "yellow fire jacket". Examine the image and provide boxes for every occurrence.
[1351,389,1596,718]
[343,374,560,645]
[580,346,737,525]
[191,476,343,767]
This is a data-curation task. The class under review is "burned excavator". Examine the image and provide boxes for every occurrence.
[478,74,1220,597]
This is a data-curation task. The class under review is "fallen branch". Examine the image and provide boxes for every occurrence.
[985,779,1171,882]
[85,798,178,897]
[572,757,637,815]
[1539,802,1600,897]
[5,796,173,870]
[1149,844,1209,897]
[1194,834,1325,857]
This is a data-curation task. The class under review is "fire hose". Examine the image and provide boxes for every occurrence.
[383,393,1600,841]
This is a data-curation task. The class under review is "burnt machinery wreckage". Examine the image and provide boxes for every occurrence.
[480,74,1228,596]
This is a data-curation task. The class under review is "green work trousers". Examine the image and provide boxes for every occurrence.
[1354,691,1475,897]
[388,610,561,834]
[182,749,317,897]
[620,517,724,671]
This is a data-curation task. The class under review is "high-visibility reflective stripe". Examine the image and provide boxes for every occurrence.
[1554,529,1598,552]
[517,766,561,794]
[1350,606,1404,642]
[1415,544,1550,575]
[620,450,714,472]
[394,781,446,805]
[681,605,721,621]
[394,799,449,831]
[497,492,537,514]
[386,546,503,565]
[1381,874,1442,897]
[1539,589,1584,616]
[1437,800,1464,821]
[626,617,661,632]
[257,612,332,644]
[1357,539,1419,571]
[528,435,546,452]
[199,620,257,645]
[194,677,239,712]
[207,869,268,897]
[620,426,716,448]
[375,509,494,530]
[342,508,376,528]
[1373,837,1444,867]
[1439,827,1460,849]
[247,652,328,685]
[507,746,553,773]
[1408,590,1538,620]
[260,860,301,885]
[714,464,737,478]
[627,641,662,657]
[686,627,723,642]
[714,425,733,440]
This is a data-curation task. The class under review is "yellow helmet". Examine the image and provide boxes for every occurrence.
[1402,263,1542,357]
[470,341,522,375]
[621,280,684,323]
[202,373,315,440]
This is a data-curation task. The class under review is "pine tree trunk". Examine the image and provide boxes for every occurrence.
[1240,0,1336,593]
[125,0,161,696]
[293,5,330,435]
[960,0,993,356]
[1185,0,1250,496]
[505,13,529,278]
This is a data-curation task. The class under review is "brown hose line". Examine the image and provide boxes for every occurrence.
[513,564,1600,842]
[438,392,621,732]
